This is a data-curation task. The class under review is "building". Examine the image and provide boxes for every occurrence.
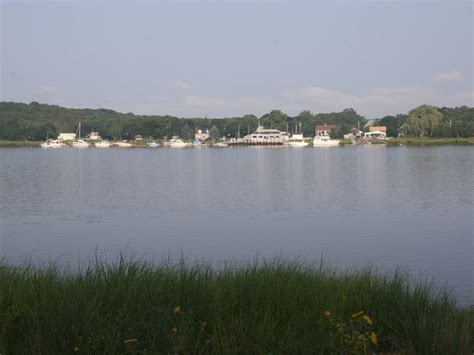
[58,133,76,141]
[88,131,101,141]
[369,126,387,133]
[241,126,289,144]
[364,130,387,139]
[315,124,336,136]
[134,135,143,141]
[195,129,210,141]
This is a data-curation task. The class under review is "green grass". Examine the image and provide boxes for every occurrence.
[0,140,42,147]
[385,137,474,145]
[0,259,472,354]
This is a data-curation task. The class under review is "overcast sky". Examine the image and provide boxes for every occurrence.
[1,1,472,118]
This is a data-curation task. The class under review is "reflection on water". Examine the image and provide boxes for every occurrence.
[0,146,473,304]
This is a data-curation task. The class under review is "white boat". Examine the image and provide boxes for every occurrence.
[41,139,64,149]
[147,142,160,148]
[241,126,288,145]
[288,140,308,147]
[214,142,228,147]
[114,141,132,148]
[288,124,308,147]
[165,136,189,148]
[95,141,111,148]
[71,122,89,148]
[312,133,340,147]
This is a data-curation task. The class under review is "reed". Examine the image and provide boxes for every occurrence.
[0,258,472,354]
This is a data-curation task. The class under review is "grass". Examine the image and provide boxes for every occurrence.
[385,137,474,145]
[0,140,42,147]
[0,259,472,354]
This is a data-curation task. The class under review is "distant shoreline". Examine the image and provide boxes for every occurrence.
[1,137,473,148]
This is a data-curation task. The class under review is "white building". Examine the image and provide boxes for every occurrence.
[242,126,289,144]
[88,131,101,141]
[364,130,387,139]
[58,133,76,141]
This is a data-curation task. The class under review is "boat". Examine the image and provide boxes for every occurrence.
[214,142,228,147]
[147,142,160,148]
[95,141,111,148]
[312,133,340,146]
[114,141,132,148]
[192,139,202,147]
[71,122,89,148]
[288,122,308,147]
[40,139,65,149]
[165,136,189,148]
[240,126,288,145]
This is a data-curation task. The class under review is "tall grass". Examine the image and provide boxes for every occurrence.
[0,258,472,354]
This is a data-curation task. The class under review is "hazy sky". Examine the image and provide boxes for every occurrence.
[1,1,472,118]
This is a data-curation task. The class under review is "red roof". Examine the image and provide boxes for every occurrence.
[315,124,336,131]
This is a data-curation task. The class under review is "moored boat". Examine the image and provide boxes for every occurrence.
[71,122,89,148]
[95,141,111,148]
[147,142,160,148]
[312,133,340,147]
[40,139,65,149]
[165,136,189,147]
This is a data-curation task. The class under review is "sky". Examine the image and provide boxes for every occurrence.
[1,1,472,119]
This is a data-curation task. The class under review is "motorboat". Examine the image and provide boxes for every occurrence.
[165,136,189,147]
[147,142,160,148]
[40,139,64,149]
[95,141,111,148]
[114,141,132,148]
[288,125,308,147]
[312,133,340,147]
[192,140,202,147]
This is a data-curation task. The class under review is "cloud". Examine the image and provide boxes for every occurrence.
[168,80,191,90]
[433,71,464,83]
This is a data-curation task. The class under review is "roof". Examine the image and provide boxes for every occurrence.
[369,126,387,132]
[315,124,336,131]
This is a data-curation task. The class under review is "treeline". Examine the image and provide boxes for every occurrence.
[0,101,472,141]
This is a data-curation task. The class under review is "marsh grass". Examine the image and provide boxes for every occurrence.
[0,258,472,354]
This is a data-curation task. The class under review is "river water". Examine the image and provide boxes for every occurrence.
[0,146,472,304]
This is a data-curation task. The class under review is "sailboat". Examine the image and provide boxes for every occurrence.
[71,122,89,148]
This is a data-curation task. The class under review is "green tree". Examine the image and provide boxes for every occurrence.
[209,125,220,140]
[401,105,443,137]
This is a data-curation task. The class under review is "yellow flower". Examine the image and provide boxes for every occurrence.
[124,338,138,345]
[370,331,377,345]
[362,314,373,325]
[200,321,208,328]
[173,305,181,314]
[73,346,80,353]
[324,310,331,317]
[171,326,177,334]
[351,310,364,318]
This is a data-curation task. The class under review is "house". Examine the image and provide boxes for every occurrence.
[88,131,101,141]
[195,129,210,141]
[369,126,387,133]
[58,133,76,141]
[134,135,143,141]
[315,124,336,136]
[364,130,387,139]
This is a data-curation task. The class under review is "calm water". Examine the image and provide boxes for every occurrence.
[0,146,473,304]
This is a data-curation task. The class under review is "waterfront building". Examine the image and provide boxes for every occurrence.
[89,131,101,141]
[58,133,76,141]
[241,126,289,144]
[315,124,336,136]
[195,129,210,142]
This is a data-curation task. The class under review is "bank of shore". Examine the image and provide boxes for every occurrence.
[0,260,471,353]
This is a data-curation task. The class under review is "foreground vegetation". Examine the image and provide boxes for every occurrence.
[0,259,472,354]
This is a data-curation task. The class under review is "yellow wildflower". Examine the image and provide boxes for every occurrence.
[124,338,138,345]
[173,305,181,314]
[362,314,373,325]
[171,326,178,334]
[324,310,331,317]
[351,310,364,318]
[370,331,377,345]
[201,321,208,328]
[73,346,80,353]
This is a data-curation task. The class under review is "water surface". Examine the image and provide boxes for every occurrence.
[0,146,472,304]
